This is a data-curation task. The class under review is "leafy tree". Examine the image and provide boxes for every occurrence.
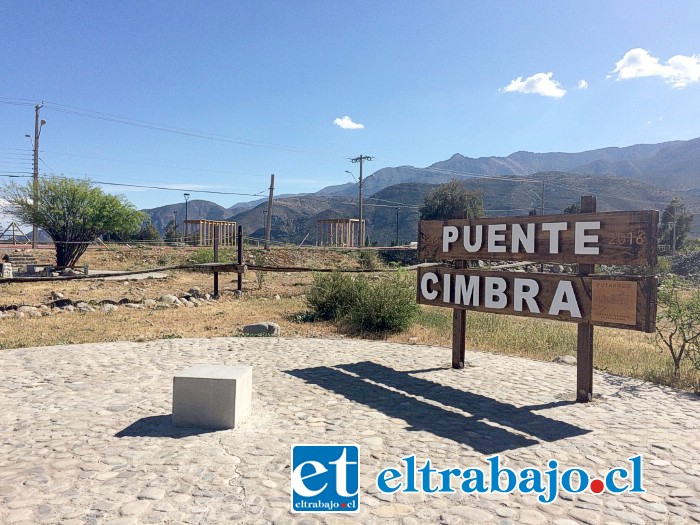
[563,202,581,214]
[655,276,700,378]
[135,221,161,242]
[659,197,694,251]
[420,179,484,220]
[103,220,160,243]
[164,219,179,244]
[2,176,143,267]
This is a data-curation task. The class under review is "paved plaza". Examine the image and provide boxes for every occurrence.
[0,337,699,524]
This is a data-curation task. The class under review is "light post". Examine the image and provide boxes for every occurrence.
[183,193,190,244]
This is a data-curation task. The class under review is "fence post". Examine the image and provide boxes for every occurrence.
[213,224,219,298]
[577,195,596,402]
[452,259,467,369]
[237,225,243,294]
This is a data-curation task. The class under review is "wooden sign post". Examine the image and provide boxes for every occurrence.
[417,198,658,402]
[577,196,596,402]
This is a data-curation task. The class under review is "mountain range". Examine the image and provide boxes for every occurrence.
[143,137,700,246]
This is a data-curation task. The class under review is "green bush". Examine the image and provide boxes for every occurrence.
[306,272,366,321]
[358,250,380,270]
[347,273,419,333]
[306,272,418,333]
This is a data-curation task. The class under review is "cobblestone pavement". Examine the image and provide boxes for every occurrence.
[0,338,699,525]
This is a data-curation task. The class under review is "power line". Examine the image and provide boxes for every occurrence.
[403,165,541,184]
[0,97,36,107]
[40,101,325,156]
[2,171,267,197]
[69,177,267,197]
[39,149,254,176]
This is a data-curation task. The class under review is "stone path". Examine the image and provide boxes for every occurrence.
[0,338,698,524]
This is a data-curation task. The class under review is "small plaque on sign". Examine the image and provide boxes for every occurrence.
[591,280,637,326]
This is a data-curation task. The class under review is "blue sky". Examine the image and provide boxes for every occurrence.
[2,1,700,212]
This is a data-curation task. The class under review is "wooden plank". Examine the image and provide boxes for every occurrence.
[197,263,247,273]
[213,224,220,298]
[418,210,658,266]
[577,195,596,403]
[237,225,243,293]
[576,322,594,401]
[452,260,466,369]
[416,267,657,333]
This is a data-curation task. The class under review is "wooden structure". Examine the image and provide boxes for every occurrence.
[0,222,30,244]
[183,220,237,247]
[315,218,364,247]
[417,197,659,403]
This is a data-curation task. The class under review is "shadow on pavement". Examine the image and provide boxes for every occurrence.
[286,361,589,455]
[115,414,220,438]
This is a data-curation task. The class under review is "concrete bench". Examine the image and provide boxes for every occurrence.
[172,364,252,430]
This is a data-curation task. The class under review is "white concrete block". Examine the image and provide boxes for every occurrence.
[172,364,252,430]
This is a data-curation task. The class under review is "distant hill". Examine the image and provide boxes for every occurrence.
[220,172,689,246]
[316,137,699,198]
[142,137,700,244]
[143,200,230,234]
[574,137,700,189]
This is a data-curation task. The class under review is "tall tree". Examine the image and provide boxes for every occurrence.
[164,219,179,244]
[136,221,161,242]
[563,202,581,214]
[420,179,484,220]
[659,197,694,251]
[2,176,143,267]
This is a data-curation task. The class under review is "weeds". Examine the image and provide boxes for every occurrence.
[306,272,418,334]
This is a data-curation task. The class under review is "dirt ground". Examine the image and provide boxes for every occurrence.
[0,244,402,349]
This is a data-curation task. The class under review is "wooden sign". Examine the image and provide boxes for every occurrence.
[418,210,658,266]
[591,280,638,326]
[417,267,657,333]
[417,197,659,402]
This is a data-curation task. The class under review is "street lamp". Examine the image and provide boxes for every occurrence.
[183,193,190,244]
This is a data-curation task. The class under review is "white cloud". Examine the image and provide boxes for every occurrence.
[502,72,567,98]
[610,48,700,88]
[577,79,589,90]
[333,116,365,129]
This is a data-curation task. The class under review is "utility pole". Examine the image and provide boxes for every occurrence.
[539,177,545,272]
[350,155,373,247]
[31,103,45,249]
[672,203,677,255]
[395,207,400,246]
[264,174,274,251]
[540,177,545,216]
[173,210,178,243]
[183,193,190,244]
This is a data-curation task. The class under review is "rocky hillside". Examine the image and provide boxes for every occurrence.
[316,137,700,198]
[142,137,700,244]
